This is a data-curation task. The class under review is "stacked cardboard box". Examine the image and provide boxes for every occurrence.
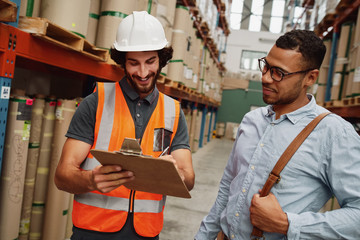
[330,22,353,101]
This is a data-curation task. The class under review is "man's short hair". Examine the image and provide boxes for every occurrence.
[110,47,173,70]
[276,30,326,70]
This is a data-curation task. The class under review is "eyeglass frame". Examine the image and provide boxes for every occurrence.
[258,57,314,82]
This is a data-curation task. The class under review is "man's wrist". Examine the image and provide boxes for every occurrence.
[279,212,289,235]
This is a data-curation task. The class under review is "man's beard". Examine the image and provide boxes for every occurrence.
[125,69,161,96]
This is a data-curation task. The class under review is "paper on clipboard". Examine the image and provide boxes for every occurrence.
[90,149,191,199]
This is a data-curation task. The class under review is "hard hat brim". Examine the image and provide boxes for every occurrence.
[113,40,168,52]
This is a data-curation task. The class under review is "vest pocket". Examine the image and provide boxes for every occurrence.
[153,128,172,152]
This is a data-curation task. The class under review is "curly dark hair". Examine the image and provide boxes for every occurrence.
[275,30,326,70]
[110,47,173,70]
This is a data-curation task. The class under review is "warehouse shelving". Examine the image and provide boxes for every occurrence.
[326,104,360,122]
[0,23,124,81]
[0,0,17,22]
[0,0,226,171]
[180,0,228,72]
[311,0,360,123]
[0,17,223,104]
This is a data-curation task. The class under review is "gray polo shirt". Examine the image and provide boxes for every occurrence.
[66,77,190,152]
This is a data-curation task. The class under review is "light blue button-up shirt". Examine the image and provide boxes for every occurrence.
[195,95,360,239]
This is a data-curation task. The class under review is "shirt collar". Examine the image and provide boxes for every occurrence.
[119,77,159,105]
[265,94,317,124]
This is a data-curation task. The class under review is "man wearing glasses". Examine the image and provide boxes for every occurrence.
[195,30,360,239]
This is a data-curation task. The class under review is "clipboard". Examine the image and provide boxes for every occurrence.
[90,139,191,198]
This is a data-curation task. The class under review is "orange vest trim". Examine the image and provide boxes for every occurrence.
[73,81,180,237]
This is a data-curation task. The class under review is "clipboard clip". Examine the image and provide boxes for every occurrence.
[118,138,143,156]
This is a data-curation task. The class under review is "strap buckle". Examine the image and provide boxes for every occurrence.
[269,173,281,184]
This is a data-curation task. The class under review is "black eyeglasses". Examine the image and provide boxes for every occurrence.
[258,57,313,82]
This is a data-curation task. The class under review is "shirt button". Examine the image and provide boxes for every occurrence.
[260,143,264,147]
[137,102,141,106]
[235,212,239,217]
[242,188,246,193]
[231,234,235,239]
[136,113,140,117]
[271,123,275,126]
[251,165,255,170]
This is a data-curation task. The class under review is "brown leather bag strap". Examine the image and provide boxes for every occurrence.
[251,112,331,239]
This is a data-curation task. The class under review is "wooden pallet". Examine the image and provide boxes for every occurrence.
[164,78,185,90]
[341,96,360,106]
[156,74,166,84]
[353,96,360,106]
[183,85,192,94]
[82,40,109,62]
[18,16,108,62]
[0,0,17,22]
[325,100,344,108]
[342,98,354,106]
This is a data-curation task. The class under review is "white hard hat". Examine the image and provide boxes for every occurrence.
[113,11,168,52]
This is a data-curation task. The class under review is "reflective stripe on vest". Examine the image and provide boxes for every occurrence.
[95,83,116,150]
[73,81,180,237]
[75,192,166,213]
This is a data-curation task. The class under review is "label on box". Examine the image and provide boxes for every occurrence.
[1,86,10,99]
[23,120,31,141]
[354,67,360,82]
[186,68,193,79]
[193,74,198,84]
[205,84,209,92]
[56,108,63,119]
[333,73,341,86]
[17,101,32,121]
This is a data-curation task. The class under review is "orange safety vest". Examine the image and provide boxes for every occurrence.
[72,82,180,237]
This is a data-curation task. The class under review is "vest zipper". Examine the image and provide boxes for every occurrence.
[129,190,136,213]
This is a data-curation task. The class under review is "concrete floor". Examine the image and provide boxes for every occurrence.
[160,138,235,240]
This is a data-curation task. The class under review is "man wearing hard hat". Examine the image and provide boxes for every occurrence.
[55,11,195,240]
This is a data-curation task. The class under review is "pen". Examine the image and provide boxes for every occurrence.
[159,146,170,157]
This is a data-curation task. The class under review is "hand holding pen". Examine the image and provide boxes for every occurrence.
[159,146,170,157]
